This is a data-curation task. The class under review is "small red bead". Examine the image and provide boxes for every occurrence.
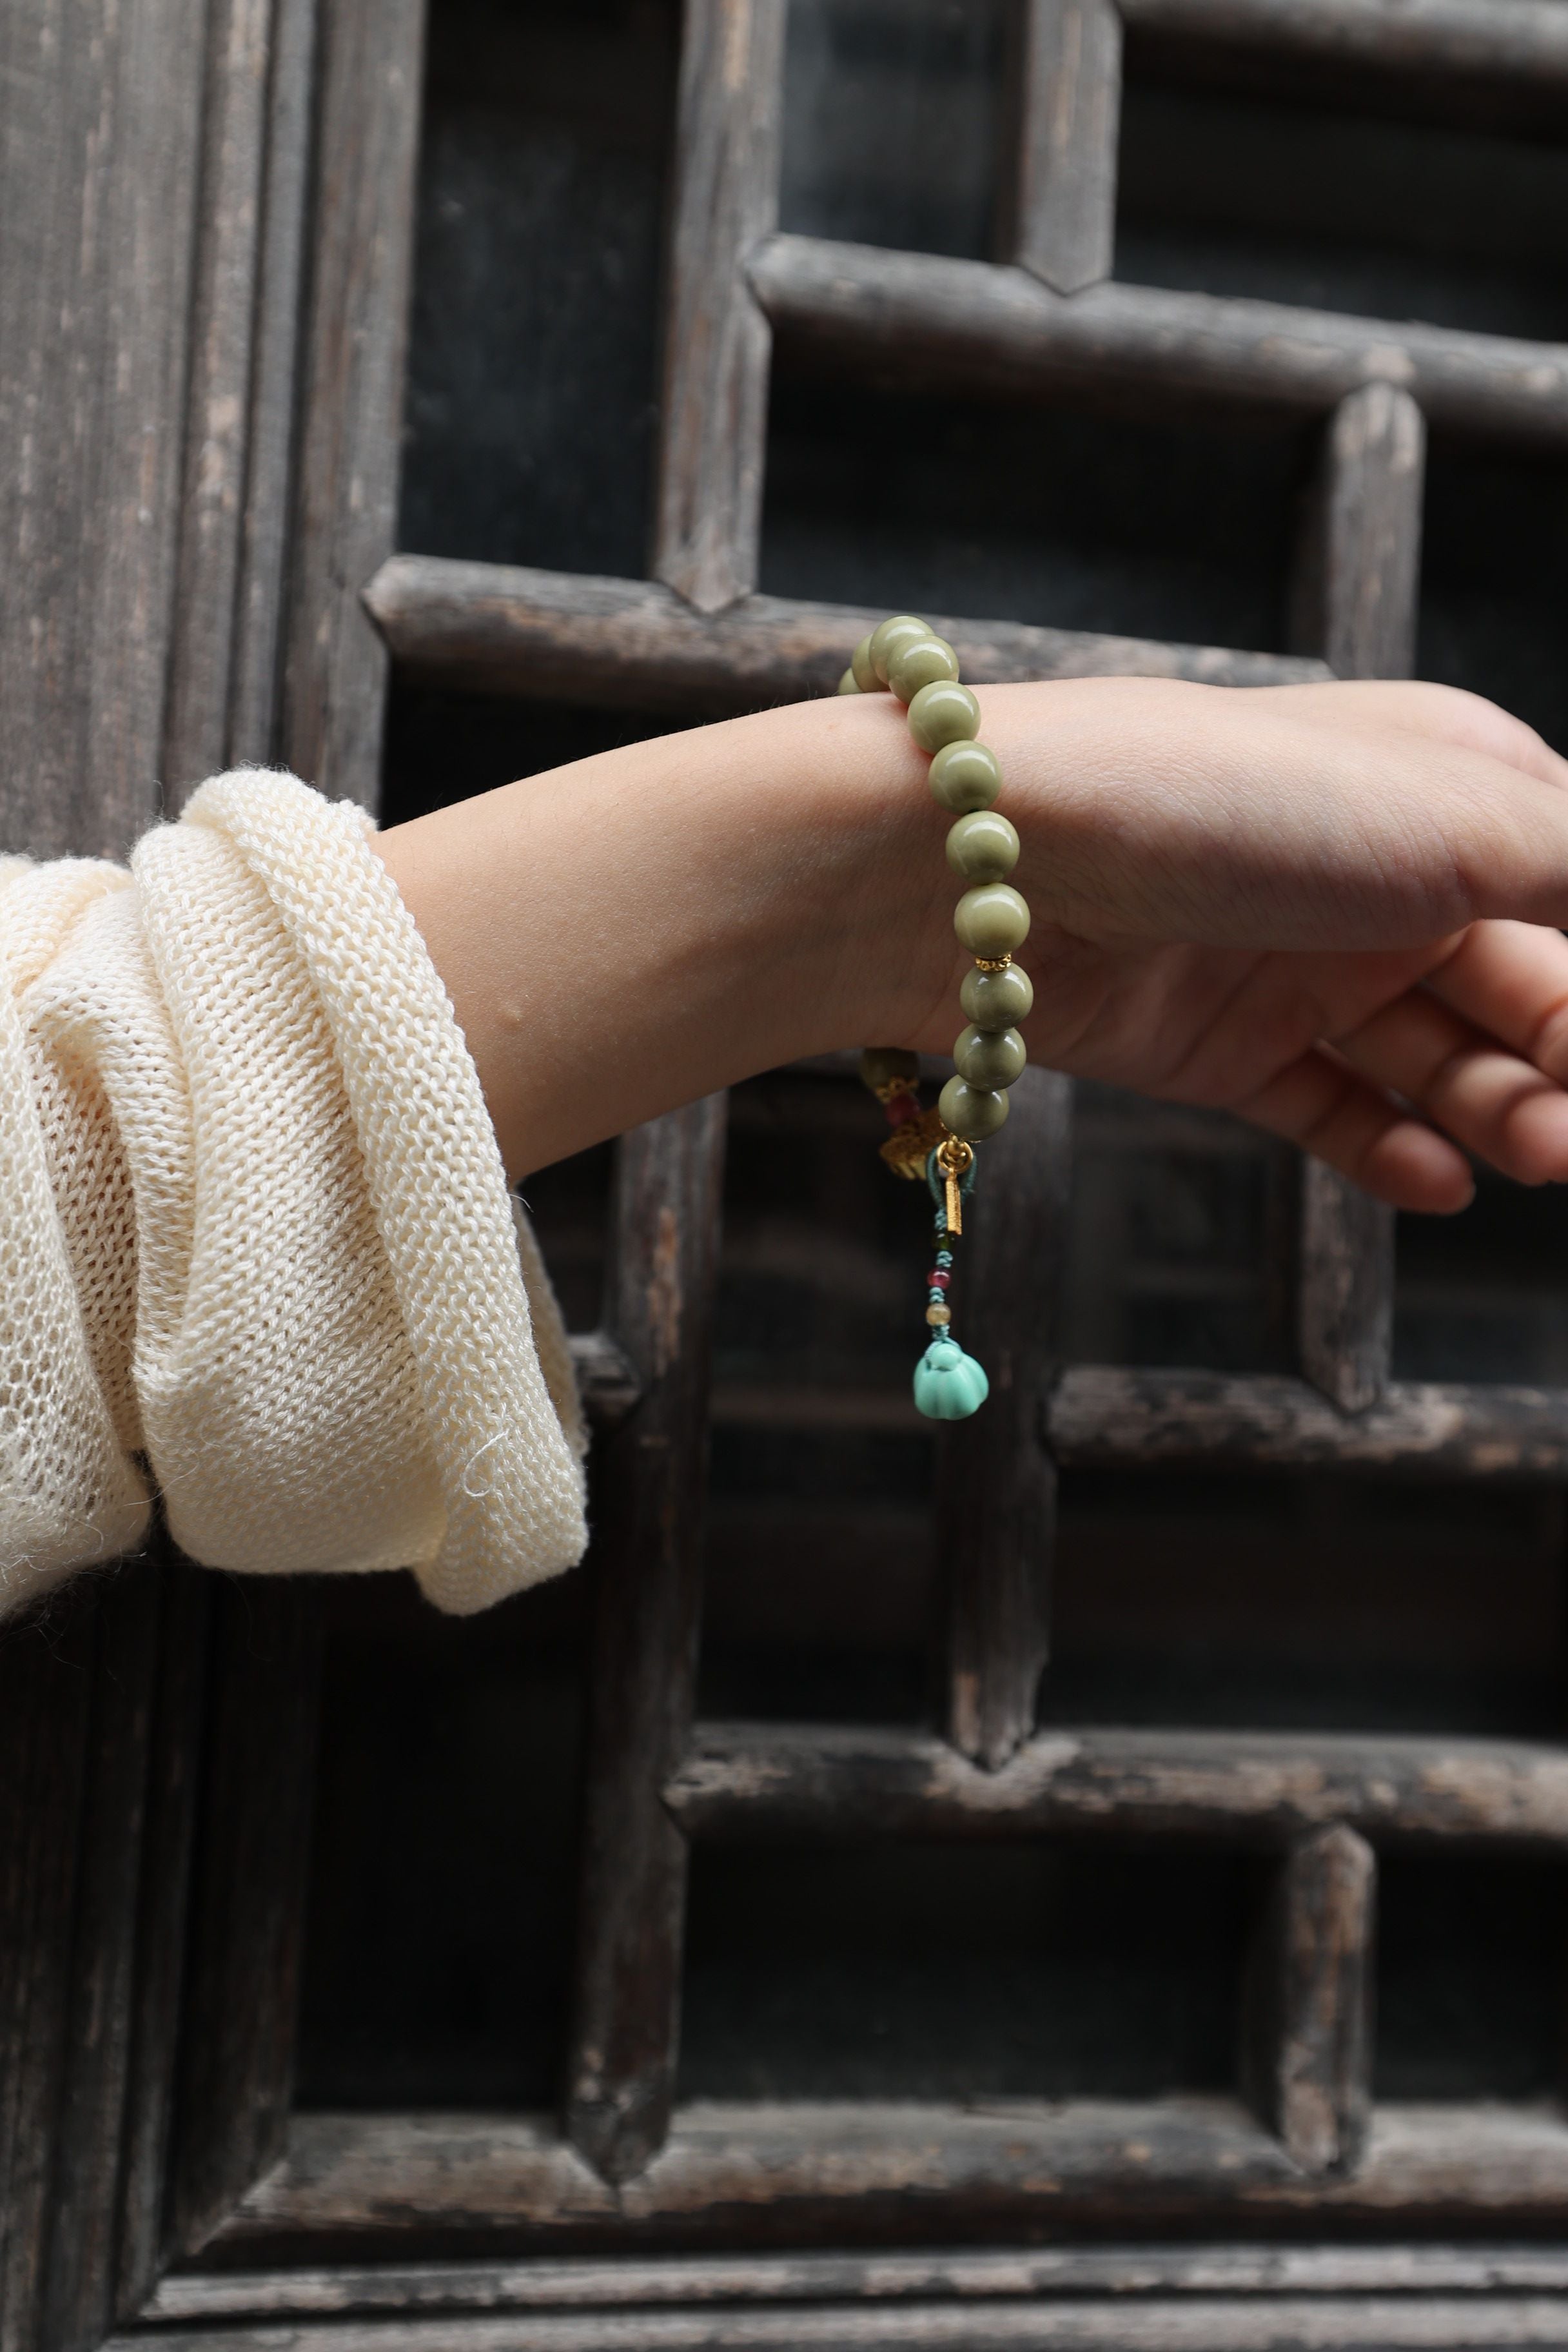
[928,1269,950,1289]
[884,1091,920,1125]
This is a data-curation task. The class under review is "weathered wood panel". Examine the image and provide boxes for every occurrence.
[1244,1825,1375,2177]
[1011,0,1122,297]
[137,2241,1568,2324]
[95,2287,1568,2350]
[1049,1367,1568,1477]
[654,0,787,612]
[750,237,1568,446]
[282,0,427,804]
[666,1721,1568,1849]
[1117,0,1568,86]
[365,556,1330,708]
[206,2098,1568,2256]
[1297,1162,1394,1416]
[0,0,207,858]
[566,1101,729,2183]
[167,1579,322,2259]
[941,1070,1070,1769]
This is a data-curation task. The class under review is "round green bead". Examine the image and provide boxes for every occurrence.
[908,680,980,752]
[859,1045,920,1093]
[939,1075,1010,1140]
[954,1023,1026,1089]
[954,883,1030,957]
[888,633,959,703]
[850,633,881,693]
[928,739,1001,814]
[960,961,1034,1030]
[837,665,859,694]
[946,809,1019,883]
[870,614,931,683]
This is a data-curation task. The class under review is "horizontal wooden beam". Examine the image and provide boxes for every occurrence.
[364,556,1327,710]
[665,1722,1568,1850]
[749,237,1568,447]
[137,2239,1568,2325]
[201,2100,1568,2264]
[1117,0,1568,86]
[1048,1367,1568,1478]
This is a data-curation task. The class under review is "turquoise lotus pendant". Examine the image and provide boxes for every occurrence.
[914,1335,990,1421]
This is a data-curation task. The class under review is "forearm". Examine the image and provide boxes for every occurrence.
[373,692,957,1177]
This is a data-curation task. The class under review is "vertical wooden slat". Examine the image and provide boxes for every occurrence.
[37,1565,162,2352]
[166,1578,322,2259]
[567,1098,729,2184]
[1293,380,1425,1414]
[282,0,427,805]
[1010,0,1123,295]
[1244,1823,1375,2177]
[0,0,207,858]
[940,1068,1072,1770]
[162,0,285,799]
[112,1557,211,2320]
[653,0,787,614]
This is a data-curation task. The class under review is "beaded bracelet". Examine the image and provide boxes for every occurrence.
[838,614,1032,1425]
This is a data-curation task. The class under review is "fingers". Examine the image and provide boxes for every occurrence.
[1235,1047,1476,1213]
[1421,919,1568,1081]
[1331,982,1568,1189]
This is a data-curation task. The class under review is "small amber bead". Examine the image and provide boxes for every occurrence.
[869,614,931,683]
[928,739,1001,814]
[939,1075,1010,1140]
[889,634,959,703]
[960,961,1034,1030]
[908,680,980,752]
[954,883,1030,957]
[946,810,1019,883]
[925,1302,952,1326]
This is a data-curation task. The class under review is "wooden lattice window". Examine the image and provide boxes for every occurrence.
[8,1,1568,2346]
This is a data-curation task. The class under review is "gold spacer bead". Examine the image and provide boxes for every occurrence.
[972,954,1012,972]
[926,1303,952,1326]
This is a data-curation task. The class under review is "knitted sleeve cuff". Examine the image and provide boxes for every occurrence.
[0,769,588,1623]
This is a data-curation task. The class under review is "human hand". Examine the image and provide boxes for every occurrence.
[886,676,1568,1214]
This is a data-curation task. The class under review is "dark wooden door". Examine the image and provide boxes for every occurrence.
[7,1,1568,2346]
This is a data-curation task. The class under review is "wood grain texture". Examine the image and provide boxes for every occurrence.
[365,556,1330,705]
[139,2242,1568,2324]
[566,1101,729,2184]
[667,1721,1568,1849]
[207,2099,1568,2255]
[281,0,426,803]
[654,0,787,611]
[1116,0,1568,85]
[941,1071,1071,1770]
[1297,1161,1394,1416]
[1049,1366,1568,1476]
[749,237,1568,446]
[1012,0,1122,295]
[1245,1826,1375,2179]
[95,2288,1568,2350]
[0,0,207,858]
[167,1577,322,2259]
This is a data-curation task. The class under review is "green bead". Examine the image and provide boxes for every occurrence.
[929,739,1001,814]
[960,961,1034,1030]
[954,1023,1026,1088]
[859,1045,920,1093]
[870,614,931,683]
[946,810,1019,883]
[908,680,980,753]
[888,634,959,703]
[913,1335,989,1421]
[939,1073,1010,1139]
[954,883,1030,957]
[837,666,859,694]
[851,633,881,693]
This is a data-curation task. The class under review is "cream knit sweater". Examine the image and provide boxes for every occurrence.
[0,769,588,1623]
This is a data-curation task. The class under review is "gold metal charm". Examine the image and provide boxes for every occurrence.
[879,1102,946,1178]
[936,1133,974,1234]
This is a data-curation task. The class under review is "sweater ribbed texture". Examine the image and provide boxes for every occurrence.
[0,769,587,1621]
